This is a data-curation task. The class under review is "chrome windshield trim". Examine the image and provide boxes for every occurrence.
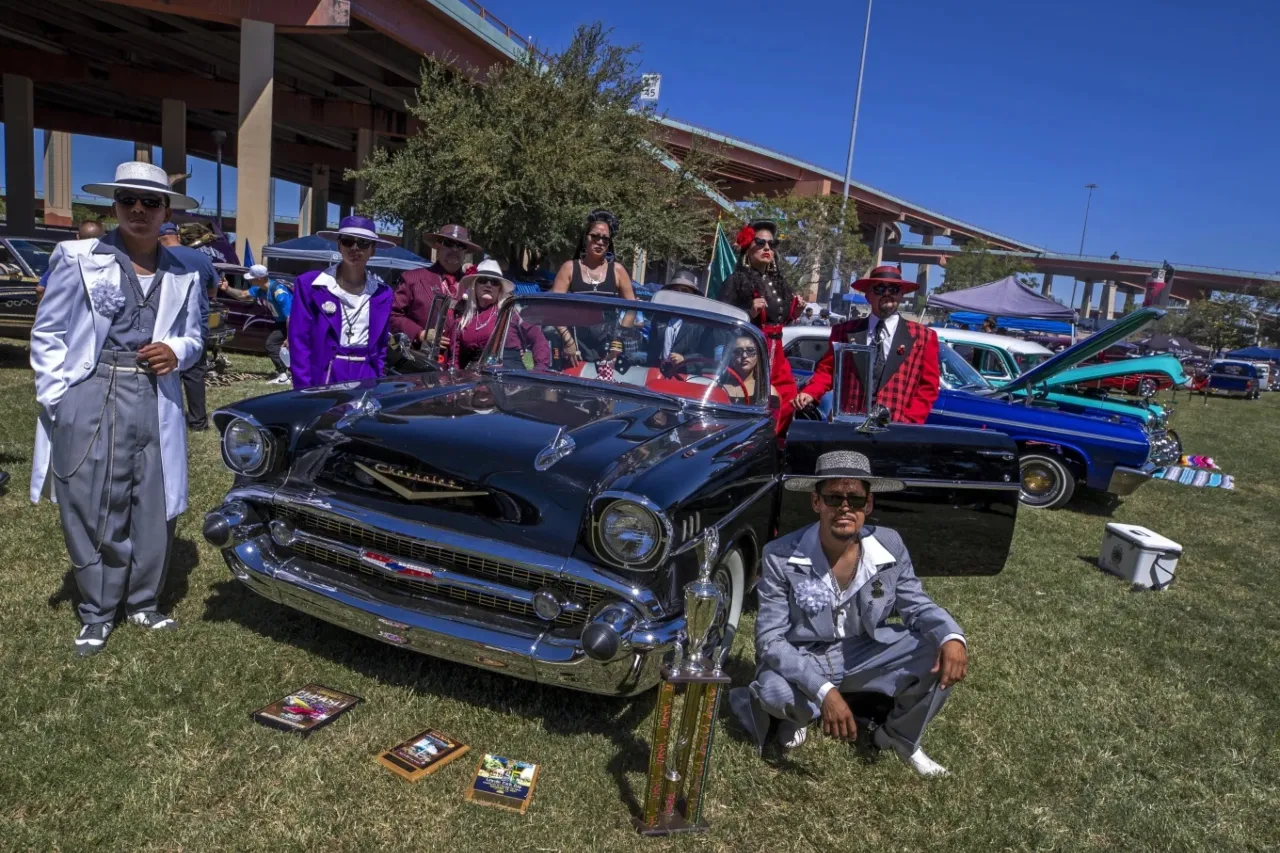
[671,478,777,556]
[223,483,664,616]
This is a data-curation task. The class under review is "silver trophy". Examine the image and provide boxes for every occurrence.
[680,527,723,675]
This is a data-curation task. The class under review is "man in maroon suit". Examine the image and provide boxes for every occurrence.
[390,224,483,346]
[794,266,940,424]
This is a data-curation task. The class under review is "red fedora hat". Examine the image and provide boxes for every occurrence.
[423,224,483,253]
[852,264,918,295]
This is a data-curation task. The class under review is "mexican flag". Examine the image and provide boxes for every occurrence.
[704,220,737,300]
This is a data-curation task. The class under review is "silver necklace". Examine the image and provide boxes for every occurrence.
[472,305,498,331]
[579,260,607,288]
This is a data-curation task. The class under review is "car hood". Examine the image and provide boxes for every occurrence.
[1042,353,1192,389]
[272,371,738,558]
[996,308,1165,393]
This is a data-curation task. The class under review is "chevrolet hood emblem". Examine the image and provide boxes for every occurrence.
[354,461,487,501]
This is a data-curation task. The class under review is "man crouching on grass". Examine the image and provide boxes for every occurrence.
[729,451,968,776]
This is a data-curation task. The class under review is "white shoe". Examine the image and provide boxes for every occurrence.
[898,748,948,777]
[777,721,808,749]
[268,373,290,385]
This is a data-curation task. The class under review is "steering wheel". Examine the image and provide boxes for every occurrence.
[662,355,720,380]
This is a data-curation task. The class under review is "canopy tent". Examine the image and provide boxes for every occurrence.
[1138,333,1211,356]
[945,312,1072,335]
[925,275,1076,321]
[1224,345,1280,361]
[263,235,430,271]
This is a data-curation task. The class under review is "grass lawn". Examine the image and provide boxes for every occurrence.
[1,337,1278,852]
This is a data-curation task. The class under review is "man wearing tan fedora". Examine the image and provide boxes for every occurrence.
[390,224,483,348]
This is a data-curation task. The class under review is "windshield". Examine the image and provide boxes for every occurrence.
[1013,351,1053,372]
[939,343,992,391]
[9,239,56,276]
[481,294,770,408]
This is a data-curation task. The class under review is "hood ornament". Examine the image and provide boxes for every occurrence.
[534,426,576,471]
[336,390,381,430]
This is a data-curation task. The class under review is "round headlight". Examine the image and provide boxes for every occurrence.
[223,417,268,474]
[599,500,662,565]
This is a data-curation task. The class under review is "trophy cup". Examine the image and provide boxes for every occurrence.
[636,527,731,836]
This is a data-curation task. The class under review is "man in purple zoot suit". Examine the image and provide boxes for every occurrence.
[287,216,395,389]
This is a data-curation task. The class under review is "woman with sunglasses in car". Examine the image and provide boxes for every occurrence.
[288,215,395,389]
[551,209,637,368]
[719,220,802,432]
[446,259,551,370]
[719,333,780,407]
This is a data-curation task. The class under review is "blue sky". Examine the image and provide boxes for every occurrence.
[3,0,1277,304]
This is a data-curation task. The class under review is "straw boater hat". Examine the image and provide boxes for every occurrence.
[852,264,919,295]
[424,224,483,253]
[83,161,199,210]
[317,214,396,247]
[784,450,904,493]
[458,258,513,295]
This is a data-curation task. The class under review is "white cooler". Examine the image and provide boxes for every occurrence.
[1098,524,1183,590]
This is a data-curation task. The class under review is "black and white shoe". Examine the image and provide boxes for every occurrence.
[128,611,178,631]
[74,622,113,657]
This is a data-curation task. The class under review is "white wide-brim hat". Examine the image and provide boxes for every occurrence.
[459,258,514,295]
[784,450,904,493]
[316,214,396,248]
[83,161,199,211]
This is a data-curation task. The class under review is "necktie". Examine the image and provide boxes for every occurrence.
[869,321,889,399]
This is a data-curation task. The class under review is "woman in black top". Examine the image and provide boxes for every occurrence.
[552,209,637,365]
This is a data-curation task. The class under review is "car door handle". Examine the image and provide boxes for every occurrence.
[977,450,1015,460]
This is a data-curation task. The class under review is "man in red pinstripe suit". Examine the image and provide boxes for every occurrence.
[794,266,940,423]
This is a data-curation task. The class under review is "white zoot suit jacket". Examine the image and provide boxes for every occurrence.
[29,237,205,519]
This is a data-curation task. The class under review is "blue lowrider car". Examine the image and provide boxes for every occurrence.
[785,315,1182,510]
[1206,360,1262,399]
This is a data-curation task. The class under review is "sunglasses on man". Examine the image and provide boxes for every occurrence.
[114,193,166,210]
[872,284,902,296]
[817,490,870,510]
[752,238,780,250]
[339,236,374,250]
[439,238,469,250]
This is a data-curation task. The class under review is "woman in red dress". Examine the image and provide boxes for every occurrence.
[719,220,802,433]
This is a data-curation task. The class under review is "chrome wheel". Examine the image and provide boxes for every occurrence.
[1018,453,1076,510]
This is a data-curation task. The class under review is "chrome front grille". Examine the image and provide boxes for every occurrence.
[272,505,607,628]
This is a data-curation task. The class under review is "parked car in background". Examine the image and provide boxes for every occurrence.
[0,235,58,337]
[205,292,1020,695]
[1206,360,1262,399]
[932,327,1054,382]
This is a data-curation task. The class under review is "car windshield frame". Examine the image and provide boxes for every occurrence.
[8,238,57,276]
[939,342,993,391]
[479,292,772,414]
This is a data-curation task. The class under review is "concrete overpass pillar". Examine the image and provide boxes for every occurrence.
[3,74,36,235]
[42,130,73,227]
[235,19,275,259]
[297,185,313,237]
[1100,281,1117,320]
[161,98,187,194]
[1122,288,1136,315]
[309,164,330,232]
[339,202,351,221]
[134,143,153,164]
[1080,279,1095,318]
[913,229,935,311]
[1041,272,1054,297]
[872,222,887,267]
[354,128,376,208]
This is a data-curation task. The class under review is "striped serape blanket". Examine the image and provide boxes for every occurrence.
[1178,454,1218,470]
[1152,465,1234,490]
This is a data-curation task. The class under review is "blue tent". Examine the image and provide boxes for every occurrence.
[946,311,1073,335]
[1225,345,1280,360]
[263,234,430,271]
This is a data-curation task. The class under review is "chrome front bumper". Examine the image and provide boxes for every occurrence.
[1108,464,1154,496]
[220,532,680,696]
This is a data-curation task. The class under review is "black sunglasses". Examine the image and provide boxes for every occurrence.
[752,238,780,250]
[115,193,166,210]
[475,277,502,287]
[731,346,758,358]
[440,238,468,250]
[817,490,870,509]
[872,284,902,296]
[586,232,612,243]
[339,236,374,250]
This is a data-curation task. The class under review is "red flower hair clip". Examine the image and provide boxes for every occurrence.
[463,264,479,277]
[734,225,756,251]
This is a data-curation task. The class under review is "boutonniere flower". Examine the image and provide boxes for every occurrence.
[89,277,125,318]
[896,344,906,356]
[793,578,832,616]
[321,301,337,315]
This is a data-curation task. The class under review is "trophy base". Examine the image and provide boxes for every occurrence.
[661,667,732,685]
[634,811,709,836]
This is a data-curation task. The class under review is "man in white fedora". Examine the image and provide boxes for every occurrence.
[30,161,206,656]
[729,451,968,776]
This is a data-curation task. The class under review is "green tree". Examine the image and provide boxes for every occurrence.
[935,238,1037,293]
[1176,294,1254,353]
[723,193,870,299]
[351,23,719,274]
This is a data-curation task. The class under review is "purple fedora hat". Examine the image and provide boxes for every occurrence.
[317,214,396,248]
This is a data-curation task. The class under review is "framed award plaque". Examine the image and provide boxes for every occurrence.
[377,727,470,782]
[464,754,539,814]
[250,684,361,736]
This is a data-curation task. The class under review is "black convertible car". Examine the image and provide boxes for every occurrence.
[205,292,1018,695]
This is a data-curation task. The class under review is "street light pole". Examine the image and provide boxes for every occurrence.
[829,0,873,308]
[212,130,227,232]
[1078,182,1097,256]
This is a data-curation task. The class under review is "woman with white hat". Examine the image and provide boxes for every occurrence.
[288,215,395,389]
[447,259,550,370]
